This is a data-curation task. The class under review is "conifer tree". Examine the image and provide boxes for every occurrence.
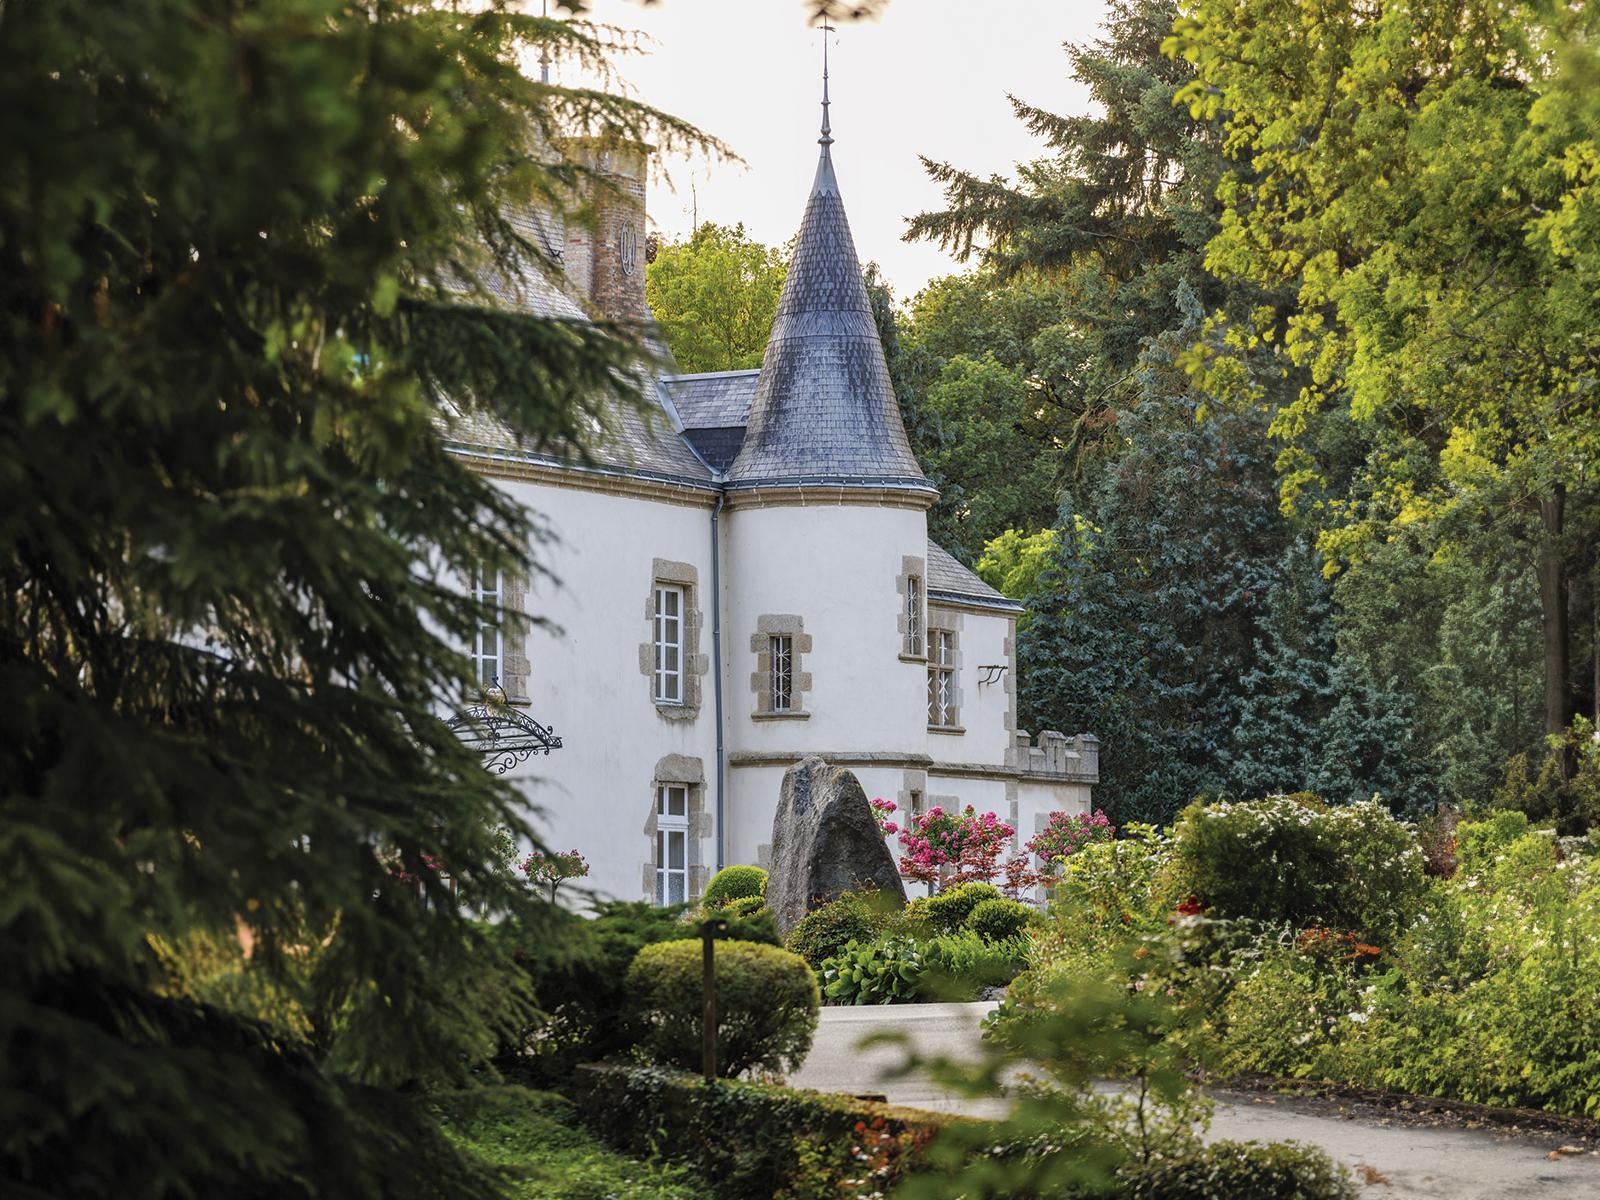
[0,2,714,1194]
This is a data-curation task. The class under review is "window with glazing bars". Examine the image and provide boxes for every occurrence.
[471,565,502,689]
[770,634,793,711]
[655,784,689,905]
[653,584,684,703]
[927,629,956,726]
[904,575,923,657]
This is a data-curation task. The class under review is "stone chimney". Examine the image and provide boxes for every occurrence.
[560,138,650,324]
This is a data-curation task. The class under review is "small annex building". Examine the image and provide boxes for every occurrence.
[444,96,1098,905]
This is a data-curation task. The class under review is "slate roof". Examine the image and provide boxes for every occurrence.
[441,213,716,490]
[926,541,1022,612]
[661,370,759,429]
[725,145,933,494]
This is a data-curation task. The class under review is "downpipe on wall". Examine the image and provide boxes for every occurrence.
[710,492,726,871]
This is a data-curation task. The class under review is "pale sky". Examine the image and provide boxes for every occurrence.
[570,0,1108,301]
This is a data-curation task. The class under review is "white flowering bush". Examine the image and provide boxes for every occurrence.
[1169,793,1426,943]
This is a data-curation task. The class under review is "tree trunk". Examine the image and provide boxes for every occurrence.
[1537,487,1573,777]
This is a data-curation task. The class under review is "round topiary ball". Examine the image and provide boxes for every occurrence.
[923,882,1002,934]
[626,939,819,1077]
[967,897,1035,943]
[702,864,768,909]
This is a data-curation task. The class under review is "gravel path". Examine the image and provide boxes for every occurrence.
[789,1003,1600,1198]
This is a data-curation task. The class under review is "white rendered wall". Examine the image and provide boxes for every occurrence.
[725,501,931,754]
[722,501,930,862]
[492,476,719,905]
[926,606,1014,767]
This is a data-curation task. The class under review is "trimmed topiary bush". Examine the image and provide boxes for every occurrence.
[703,864,767,909]
[967,897,1034,943]
[720,894,766,918]
[627,939,818,1077]
[784,890,897,968]
[922,882,1001,934]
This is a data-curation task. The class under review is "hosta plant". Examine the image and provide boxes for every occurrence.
[820,938,927,1005]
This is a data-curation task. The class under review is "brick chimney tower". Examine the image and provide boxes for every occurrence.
[560,138,650,324]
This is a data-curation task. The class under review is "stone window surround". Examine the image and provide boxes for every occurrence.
[895,555,927,662]
[927,606,964,733]
[468,564,531,705]
[896,768,928,829]
[638,558,709,722]
[751,614,812,720]
[640,754,711,903]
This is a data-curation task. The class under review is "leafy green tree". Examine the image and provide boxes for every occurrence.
[646,221,788,373]
[0,1,709,1194]
[1169,0,1600,757]
[913,353,1059,563]
[978,527,1062,609]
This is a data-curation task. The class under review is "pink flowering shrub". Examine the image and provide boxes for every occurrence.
[897,805,1015,892]
[869,796,900,837]
[1027,809,1116,879]
[523,847,589,901]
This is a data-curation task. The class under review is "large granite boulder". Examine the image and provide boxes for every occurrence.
[767,756,906,934]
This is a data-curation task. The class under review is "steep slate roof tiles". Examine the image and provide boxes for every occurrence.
[926,541,1023,612]
[724,145,933,493]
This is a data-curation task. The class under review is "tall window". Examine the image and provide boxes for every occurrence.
[904,575,924,657]
[928,629,957,727]
[653,584,684,704]
[770,634,793,712]
[471,566,502,689]
[655,784,689,905]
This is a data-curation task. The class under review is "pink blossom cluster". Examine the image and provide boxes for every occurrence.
[1026,809,1115,876]
[869,797,900,837]
[523,848,589,886]
[524,848,589,901]
[896,805,1015,891]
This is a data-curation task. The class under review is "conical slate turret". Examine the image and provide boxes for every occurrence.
[726,135,932,494]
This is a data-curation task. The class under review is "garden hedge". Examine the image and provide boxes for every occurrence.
[626,938,818,1077]
[575,1066,1353,1200]
[575,1064,954,1199]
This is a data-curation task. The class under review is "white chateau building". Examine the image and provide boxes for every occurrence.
[446,103,1098,905]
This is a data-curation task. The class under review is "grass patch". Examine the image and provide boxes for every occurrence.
[436,1084,702,1200]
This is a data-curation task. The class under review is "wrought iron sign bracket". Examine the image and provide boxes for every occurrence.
[446,682,563,775]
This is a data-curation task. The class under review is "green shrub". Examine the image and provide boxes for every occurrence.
[720,894,766,918]
[704,904,782,948]
[627,939,819,1076]
[784,890,898,968]
[703,865,767,908]
[1115,1140,1354,1199]
[919,930,1030,1000]
[922,882,1002,933]
[576,1064,949,1200]
[820,937,926,1005]
[1169,794,1426,942]
[967,897,1034,942]
[1493,717,1600,835]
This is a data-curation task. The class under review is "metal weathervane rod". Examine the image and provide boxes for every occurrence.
[819,20,835,147]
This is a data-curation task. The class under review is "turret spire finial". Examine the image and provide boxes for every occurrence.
[819,21,835,148]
